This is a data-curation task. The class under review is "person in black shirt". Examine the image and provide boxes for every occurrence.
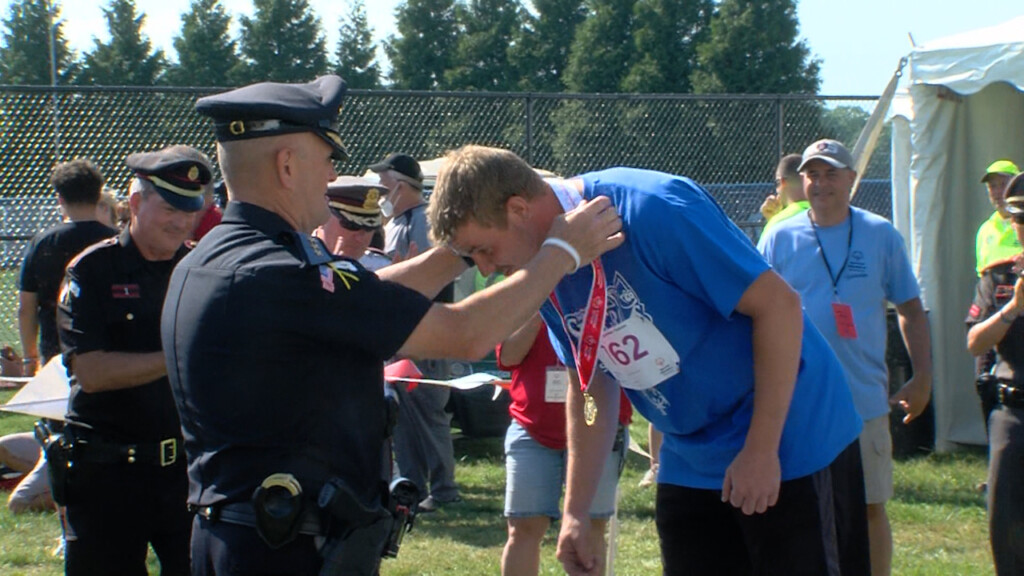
[162,75,623,575]
[19,159,117,374]
[57,146,209,576]
[966,176,1024,576]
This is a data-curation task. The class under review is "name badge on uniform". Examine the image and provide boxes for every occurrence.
[832,302,858,339]
[597,315,679,390]
[544,367,568,403]
[112,284,140,299]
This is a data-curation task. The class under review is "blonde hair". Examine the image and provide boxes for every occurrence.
[428,145,545,245]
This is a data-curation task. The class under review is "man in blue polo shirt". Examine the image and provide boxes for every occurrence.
[429,145,867,576]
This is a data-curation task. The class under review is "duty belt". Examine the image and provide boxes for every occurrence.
[73,434,180,467]
[191,501,325,537]
[997,383,1024,409]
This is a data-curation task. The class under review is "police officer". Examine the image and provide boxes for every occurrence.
[160,75,623,575]
[57,146,209,575]
[966,174,1024,576]
[319,176,392,270]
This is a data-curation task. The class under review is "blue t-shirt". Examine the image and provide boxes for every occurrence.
[757,207,920,420]
[540,168,862,490]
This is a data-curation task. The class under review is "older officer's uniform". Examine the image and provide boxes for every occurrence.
[162,76,433,575]
[966,191,1024,575]
[57,148,209,575]
[324,176,392,271]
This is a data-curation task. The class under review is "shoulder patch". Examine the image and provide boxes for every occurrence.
[968,304,981,319]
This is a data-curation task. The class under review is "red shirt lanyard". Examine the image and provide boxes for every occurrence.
[550,258,607,425]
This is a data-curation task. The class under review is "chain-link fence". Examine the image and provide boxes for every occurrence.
[0,86,889,350]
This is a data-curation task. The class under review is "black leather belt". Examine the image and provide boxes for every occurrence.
[73,434,180,467]
[191,502,325,536]
[997,384,1024,409]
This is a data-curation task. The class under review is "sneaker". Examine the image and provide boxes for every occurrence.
[638,463,655,485]
[418,494,462,513]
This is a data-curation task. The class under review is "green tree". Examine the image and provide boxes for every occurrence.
[821,105,891,180]
[165,0,238,87]
[334,0,381,89]
[563,0,637,93]
[234,0,329,84]
[691,0,820,94]
[510,0,587,92]
[77,0,166,86]
[0,0,79,84]
[621,0,712,93]
[445,0,525,91]
[385,0,458,90]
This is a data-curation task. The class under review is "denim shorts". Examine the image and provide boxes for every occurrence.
[503,420,627,519]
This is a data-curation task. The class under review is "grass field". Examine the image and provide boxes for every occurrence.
[0,389,995,575]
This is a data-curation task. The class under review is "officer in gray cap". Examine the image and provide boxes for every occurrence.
[55,145,208,576]
[162,75,623,575]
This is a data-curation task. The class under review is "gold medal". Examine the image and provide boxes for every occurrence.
[583,392,598,426]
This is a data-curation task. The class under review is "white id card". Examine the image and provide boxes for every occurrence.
[545,368,568,403]
[597,315,679,390]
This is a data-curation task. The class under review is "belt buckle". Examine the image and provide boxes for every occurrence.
[160,438,177,467]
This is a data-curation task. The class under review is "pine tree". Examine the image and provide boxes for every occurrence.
[445,0,525,91]
[0,0,79,85]
[165,0,238,87]
[510,0,587,92]
[385,0,458,90]
[563,0,637,93]
[334,0,381,89]
[621,0,712,93]
[691,0,820,94]
[234,0,329,84]
[77,0,166,86]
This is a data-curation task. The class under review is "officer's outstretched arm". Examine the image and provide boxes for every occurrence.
[397,196,624,361]
[376,246,466,299]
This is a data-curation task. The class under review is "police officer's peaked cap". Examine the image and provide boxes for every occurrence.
[369,153,423,186]
[325,176,387,229]
[195,75,349,161]
[126,149,211,213]
[1005,174,1024,216]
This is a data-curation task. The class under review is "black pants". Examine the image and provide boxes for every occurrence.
[988,405,1024,576]
[655,440,870,576]
[191,515,323,576]
[64,459,191,576]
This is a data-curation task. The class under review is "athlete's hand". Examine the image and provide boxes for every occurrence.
[722,446,781,515]
[556,512,603,575]
[549,196,625,271]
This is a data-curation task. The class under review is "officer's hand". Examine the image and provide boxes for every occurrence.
[549,196,625,270]
[760,194,782,220]
[556,512,602,576]
[721,446,780,515]
[890,374,932,424]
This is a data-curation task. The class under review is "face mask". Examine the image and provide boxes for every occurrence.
[379,196,394,219]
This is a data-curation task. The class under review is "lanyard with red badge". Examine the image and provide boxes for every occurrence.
[810,209,857,339]
[550,259,607,426]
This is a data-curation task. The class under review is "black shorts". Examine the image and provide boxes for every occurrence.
[655,440,870,576]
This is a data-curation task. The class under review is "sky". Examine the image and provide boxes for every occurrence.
[43,0,1024,95]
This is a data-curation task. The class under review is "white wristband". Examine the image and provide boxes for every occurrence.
[542,237,581,273]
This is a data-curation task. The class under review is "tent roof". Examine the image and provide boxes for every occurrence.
[908,15,1024,94]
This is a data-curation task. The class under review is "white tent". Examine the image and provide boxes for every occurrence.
[891,16,1024,450]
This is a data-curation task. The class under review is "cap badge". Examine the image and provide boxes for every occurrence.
[817,142,834,153]
[364,188,379,209]
[187,166,199,181]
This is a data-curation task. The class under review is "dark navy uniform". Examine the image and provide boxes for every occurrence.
[162,202,432,573]
[56,148,211,576]
[58,228,193,576]
[966,257,1024,575]
[19,220,117,360]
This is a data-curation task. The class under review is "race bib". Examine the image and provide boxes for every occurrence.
[544,368,568,403]
[597,315,679,390]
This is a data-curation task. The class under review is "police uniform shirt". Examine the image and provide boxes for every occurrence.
[19,220,118,360]
[58,228,189,442]
[161,201,433,507]
[967,259,1024,385]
